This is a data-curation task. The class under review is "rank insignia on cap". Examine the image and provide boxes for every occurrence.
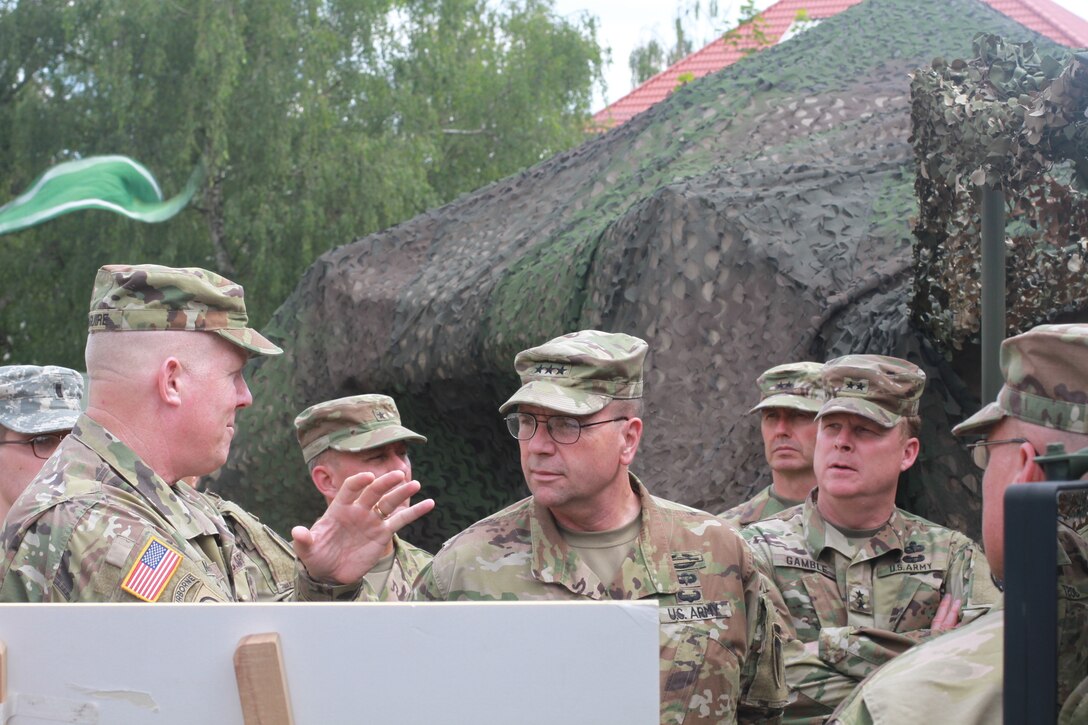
[532,363,568,376]
[122,537,183,602]
[842,378,869,394]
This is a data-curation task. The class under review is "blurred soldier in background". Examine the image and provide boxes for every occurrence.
[0,365,82,522]
[295,394,432,600]
[722,362,824,526]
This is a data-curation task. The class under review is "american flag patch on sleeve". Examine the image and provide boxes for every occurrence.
[121,537,183,602]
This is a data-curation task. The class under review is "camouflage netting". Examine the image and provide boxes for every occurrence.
[212,0,1068,551]
[911,35,1088,354]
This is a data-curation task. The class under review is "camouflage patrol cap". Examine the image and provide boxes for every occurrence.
[294,394,427,463]
[816,354,925,428]
[499,330,647,416]
[954,324,1088,436]
[749,361,826,414]
[0,365,83,435]
[87,264,283,356]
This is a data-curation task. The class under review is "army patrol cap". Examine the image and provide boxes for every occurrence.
[816,354,925,428]
[499,330,647,416]
[749,361,826,414]
[87,264,283,356]
[295,394,427,463]
[954,324,1088,436]
[0,365,83,435]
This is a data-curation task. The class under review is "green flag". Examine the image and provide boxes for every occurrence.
[0,155,201,235]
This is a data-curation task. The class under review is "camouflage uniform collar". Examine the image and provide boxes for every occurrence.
[767,485,805,509]
[529,474,674,597]
[802,491,906,562]
[73,415,212,540]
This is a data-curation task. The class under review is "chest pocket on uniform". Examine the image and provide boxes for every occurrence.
[875,550,947,631]
[659,601,740,724]
[770,552,839,638]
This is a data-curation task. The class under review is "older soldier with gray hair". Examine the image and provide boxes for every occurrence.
[408,329,788,724]
[744,354,997,724]
[295,394,433,600]
[0,365,83,522]
[722,362,825,526]
[830,324,1088,724]
[0,264,431,603]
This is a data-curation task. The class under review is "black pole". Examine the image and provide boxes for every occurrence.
[980,185,1006,403]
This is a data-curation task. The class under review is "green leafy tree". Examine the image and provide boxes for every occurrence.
[629,39,666,86]
[0,0,604,366]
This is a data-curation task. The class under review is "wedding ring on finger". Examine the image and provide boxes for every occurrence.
[373,503,389,520]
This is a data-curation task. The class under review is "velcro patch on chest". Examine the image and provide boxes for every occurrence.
[662,600,733,623]
[772,551,835,579]
[876,559,941,576]
[1061,582,1087,601]
[121,536,183,602]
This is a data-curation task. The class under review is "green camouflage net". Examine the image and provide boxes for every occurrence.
[911,35,1088,353]
[212,0,1063,551]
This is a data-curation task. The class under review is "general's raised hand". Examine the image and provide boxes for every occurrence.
[291,469,435,583]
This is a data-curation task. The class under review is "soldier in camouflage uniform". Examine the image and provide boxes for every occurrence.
[743,355,997,724]
[830,324,1088,724]
[721,362,825,526]
[295,394,433,601]
[0,365,83,523]
[407,330,788,724]
[0,263,432,602]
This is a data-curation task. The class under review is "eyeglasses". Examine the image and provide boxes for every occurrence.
[966,438,1029,469]
[504,413,629,445]
[0,433,67,460]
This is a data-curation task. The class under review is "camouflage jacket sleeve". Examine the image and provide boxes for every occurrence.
[737,570,789,724]
[827,607,1004,725]
[779,625,915,721]
[1061,675,1088,725]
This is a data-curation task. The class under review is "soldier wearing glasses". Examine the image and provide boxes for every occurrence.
[410,329,789,724]
[0,365,83,523]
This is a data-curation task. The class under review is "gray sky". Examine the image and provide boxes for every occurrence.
[551,0,1088,112]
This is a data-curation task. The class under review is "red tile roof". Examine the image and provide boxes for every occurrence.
[592,0,1088,129]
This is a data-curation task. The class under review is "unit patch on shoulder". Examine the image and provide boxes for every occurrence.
[121,537,183,602]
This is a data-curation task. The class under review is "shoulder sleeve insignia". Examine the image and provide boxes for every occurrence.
[121,536,184,602]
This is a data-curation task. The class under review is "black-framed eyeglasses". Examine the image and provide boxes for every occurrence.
[504,413,629,445]
[966,438,1029,469]
[0,433,67,460]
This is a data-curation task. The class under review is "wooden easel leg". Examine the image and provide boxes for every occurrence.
[234,633,294,725]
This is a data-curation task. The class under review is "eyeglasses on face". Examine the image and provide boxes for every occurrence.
[965,437,1029,469]
[504,412,629,445]
[0,432,68,460]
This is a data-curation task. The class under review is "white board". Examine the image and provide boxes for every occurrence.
[0,600,659,724]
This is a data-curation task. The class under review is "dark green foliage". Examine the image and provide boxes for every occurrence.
[0,0,604,366]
